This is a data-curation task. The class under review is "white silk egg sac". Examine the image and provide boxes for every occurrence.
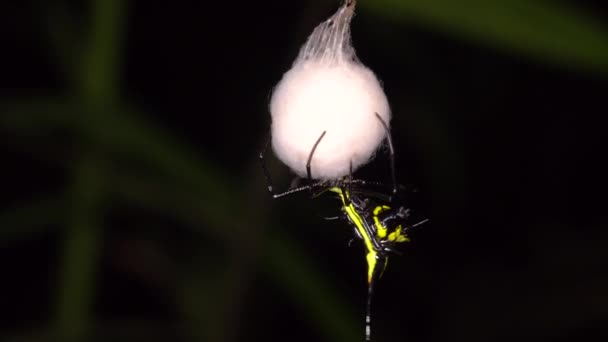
[269,0,391,180]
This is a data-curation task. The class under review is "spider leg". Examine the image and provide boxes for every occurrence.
[380,207,411,227]
[259,132,327,198]
[402,218,430,232]
[306,131,327,182]
[374,112,397,200]
[348,160,353,204]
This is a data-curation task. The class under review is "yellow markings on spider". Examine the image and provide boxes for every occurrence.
[330,187,409,284]
[373,205,390,238]
[389,225,410,243]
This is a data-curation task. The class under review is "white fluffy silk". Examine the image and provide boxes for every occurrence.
[269,0,391,180]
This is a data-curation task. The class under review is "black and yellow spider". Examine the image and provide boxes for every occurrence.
[260,113,427,341]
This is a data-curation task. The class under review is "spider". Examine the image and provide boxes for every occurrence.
[260,113,427,341]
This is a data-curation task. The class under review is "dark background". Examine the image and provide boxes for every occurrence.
[1,0,607,341]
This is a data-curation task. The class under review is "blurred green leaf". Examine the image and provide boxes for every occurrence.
[80,0,125,101]
[53,157,104,341]
[362,0,608,74]
[51,0,121,339]
[0,197,63,243]
[1,100,234,206]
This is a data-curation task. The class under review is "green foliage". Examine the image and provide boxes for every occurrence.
[362,0,608,74]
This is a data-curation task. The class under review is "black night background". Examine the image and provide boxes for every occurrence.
[1,1,607,341]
